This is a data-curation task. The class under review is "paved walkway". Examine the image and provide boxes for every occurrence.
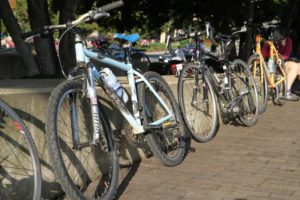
[117,101,300,200]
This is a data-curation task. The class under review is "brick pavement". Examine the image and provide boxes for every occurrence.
[116,101,300,200]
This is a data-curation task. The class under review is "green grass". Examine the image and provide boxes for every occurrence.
[135,42,167,52]
[136,40,189,52]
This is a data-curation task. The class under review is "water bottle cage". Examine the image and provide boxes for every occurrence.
[102,81,126,108]
[98,77,127,113]
[76,61,85,69]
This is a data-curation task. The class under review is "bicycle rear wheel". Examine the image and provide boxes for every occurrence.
[137,71,190,167]
[46,80,119,200]
[230,59,259,127]
[0,99,41,200]
[247,54,268,114]
[131,52,151,73]
[178,62,219,143]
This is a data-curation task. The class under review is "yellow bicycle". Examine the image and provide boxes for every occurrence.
[247,21,286,113]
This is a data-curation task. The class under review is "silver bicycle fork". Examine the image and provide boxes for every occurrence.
[70,36,102,148]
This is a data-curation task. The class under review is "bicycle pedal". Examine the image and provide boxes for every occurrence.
[274,98,285,106]
[163,121,173,128]
[239,90,249,96]
[232,106,240,113]
[189,146,196,153]
[146,122,176,131]
[176,136,187,148]
[112,129,122,140]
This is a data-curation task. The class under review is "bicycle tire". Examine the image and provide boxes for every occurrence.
[131,52,150,73]
[272,54,286,105]
[0,99,41,200]
[247,54,268,114]
[137,71,190,167]
[46,80,119,200]
[230,59,259,127]
[178,62,219,143]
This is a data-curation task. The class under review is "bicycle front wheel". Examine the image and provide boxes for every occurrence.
[46,80,119,200]
[0,99,41,200]
[137,71,190,167]
[231,59,259,127]
[273,55,286,105]
[247,54,268,114]
[178,62,219,143]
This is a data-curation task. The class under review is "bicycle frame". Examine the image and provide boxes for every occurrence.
[253,34,286,88]
[189,35,242,114]
[73,39,174,140]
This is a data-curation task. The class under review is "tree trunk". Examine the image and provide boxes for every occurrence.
[28,0,58,76]
[0,0,39,76]
[58,0,79,75]
[244,0,254,61]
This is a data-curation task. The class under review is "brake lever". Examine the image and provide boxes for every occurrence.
[91,12,110,21]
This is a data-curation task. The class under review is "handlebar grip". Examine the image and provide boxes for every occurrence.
[21,30,39,39]
[21,27,50,40]
[97,0,124,12]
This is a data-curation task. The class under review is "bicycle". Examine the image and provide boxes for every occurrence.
[177,23,259,142]
[247,20,286,113]
[0,98,41,200]
[23,1,189,199]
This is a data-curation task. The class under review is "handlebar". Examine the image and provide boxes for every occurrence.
[232,25,247,35]
[206,22,247,46]
[166,27,206,57]
[205,22,218,46]
[262,19,280,29]
[251,19,281,33]
[22,0,124,41]
[170,30,206,42]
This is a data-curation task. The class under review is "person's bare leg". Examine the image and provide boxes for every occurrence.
[285,61,299,91]
[285,61,300,101]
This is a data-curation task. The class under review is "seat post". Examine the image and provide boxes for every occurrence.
[123,44,132,64]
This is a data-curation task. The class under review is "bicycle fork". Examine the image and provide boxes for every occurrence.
[191,64,208,104]
[69,69,102,150]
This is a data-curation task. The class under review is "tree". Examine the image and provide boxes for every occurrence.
[52,0,79,75]
[0,0,39,76]
[2,0,300,78]
[28,0,58,76]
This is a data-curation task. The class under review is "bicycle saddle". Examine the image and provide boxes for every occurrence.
[114,33,140,43]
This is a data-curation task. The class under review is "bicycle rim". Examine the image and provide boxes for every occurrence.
[178,63,219,143]
[138,71,189,167]
[248,54,268,114]
[231,59,259,126]
[46,80,118,200]
[0,99,41,200]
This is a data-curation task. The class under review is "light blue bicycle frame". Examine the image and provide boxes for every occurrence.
[74,39,174,136]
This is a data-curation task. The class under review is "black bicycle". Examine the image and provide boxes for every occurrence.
[177,22,259,142]
[0,99,41,200]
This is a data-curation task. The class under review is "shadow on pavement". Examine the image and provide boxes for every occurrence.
[115,162,141,200]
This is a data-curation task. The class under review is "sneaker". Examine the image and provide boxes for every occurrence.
[285,92,299,101]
